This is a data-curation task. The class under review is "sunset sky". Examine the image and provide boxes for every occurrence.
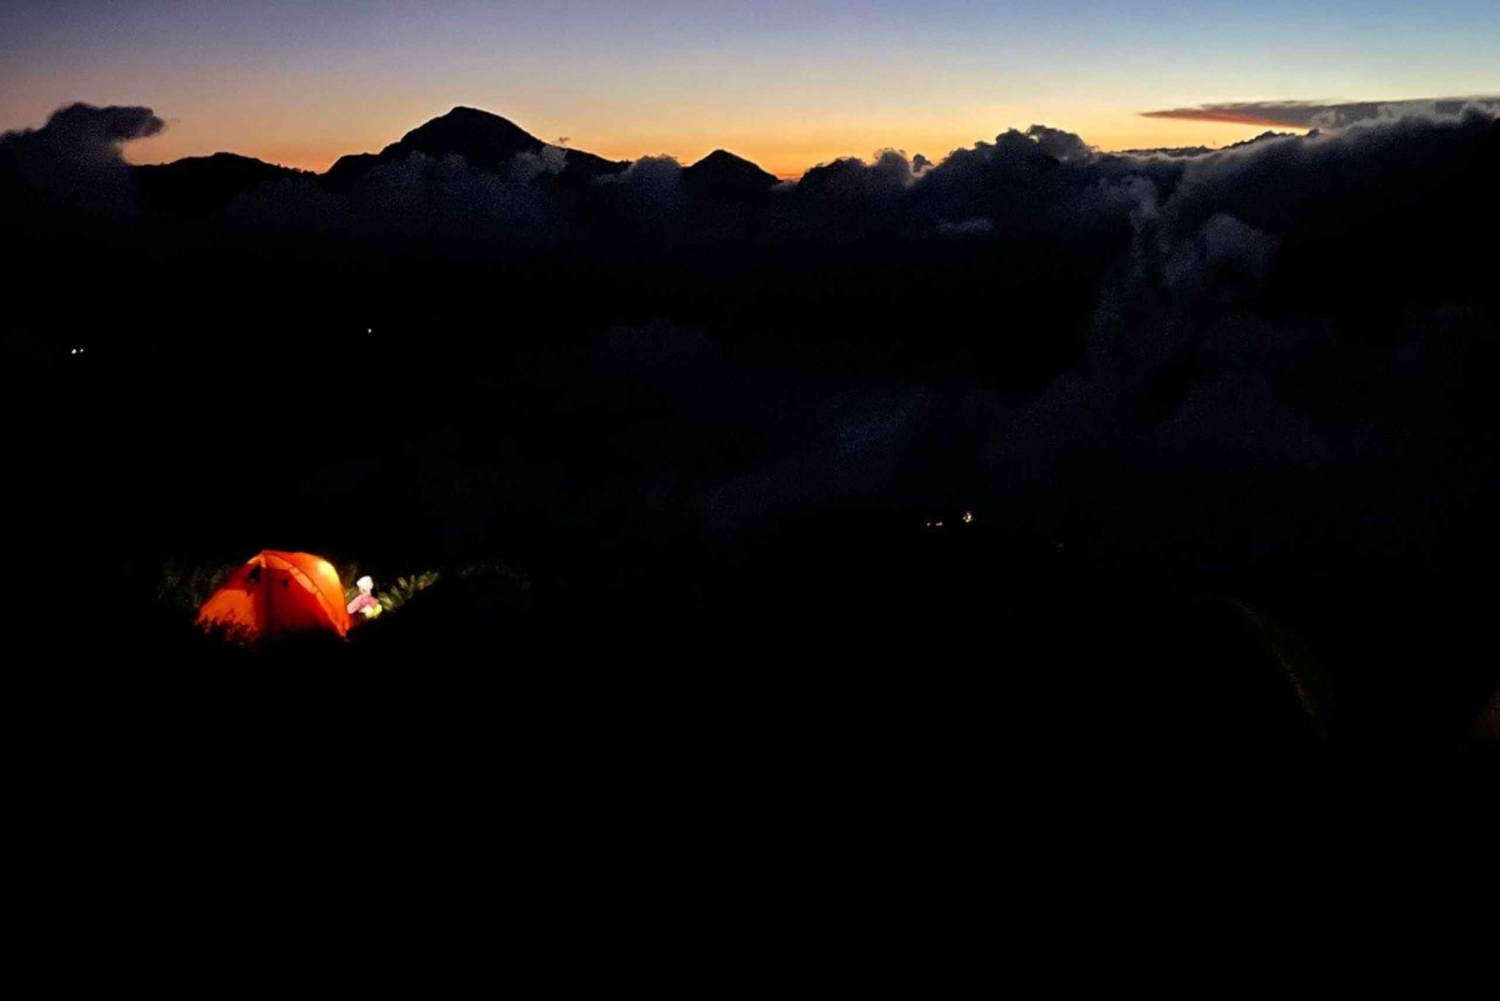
[3,0,1498,176]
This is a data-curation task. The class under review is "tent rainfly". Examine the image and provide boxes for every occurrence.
[198,551,351,641]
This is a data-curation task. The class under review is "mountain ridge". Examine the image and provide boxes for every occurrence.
[130,106,785,211]
[681,148,780,199]
[323,106,630,191]
[131,151,309,216]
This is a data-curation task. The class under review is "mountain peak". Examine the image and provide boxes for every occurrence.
[692,149,766,169]
[318,106,628,189]
[683,148,778,199]
[392,107,546,168]
[444,105,501,119]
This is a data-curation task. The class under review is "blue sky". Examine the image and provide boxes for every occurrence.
[3,1,1497,173]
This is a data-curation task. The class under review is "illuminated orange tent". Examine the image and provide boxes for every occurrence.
[198,551,351,641]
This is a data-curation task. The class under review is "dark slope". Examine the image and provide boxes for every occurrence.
[320,151,383,191]
[395,105,546,167]
[321,106,629,190]
[682,149,780,200]
[131,152,308,217]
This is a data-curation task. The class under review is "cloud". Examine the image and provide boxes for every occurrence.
[1023,124,1096,162]
[985,104,1500,567]
[0,102,165,172]
[0,103,165,225]
[33,102,165,143]
[1141,96,1500,130]
[596,154,690,234]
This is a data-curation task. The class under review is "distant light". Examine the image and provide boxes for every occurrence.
[962,511,974,524]
[366,328,373,335]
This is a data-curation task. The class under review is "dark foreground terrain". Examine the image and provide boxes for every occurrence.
[6,104,1499,750]
[11,313,1496,751]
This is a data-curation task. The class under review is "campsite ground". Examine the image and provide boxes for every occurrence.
[11,306,1495,748]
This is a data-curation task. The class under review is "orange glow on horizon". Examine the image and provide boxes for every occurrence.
[120,114,1292,178]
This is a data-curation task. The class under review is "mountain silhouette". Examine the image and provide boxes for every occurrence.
[132,152,308,216]
[117,107,782,210]
[682,149,780,200]
[319,151,384,191]
[398,105,547,167]
[321,106,630,191]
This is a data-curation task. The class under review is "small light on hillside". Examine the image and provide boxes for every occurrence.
[962,511,973,524]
